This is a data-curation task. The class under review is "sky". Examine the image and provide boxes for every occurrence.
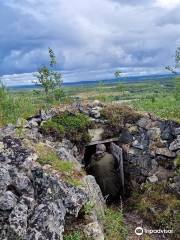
[0,0,180,85]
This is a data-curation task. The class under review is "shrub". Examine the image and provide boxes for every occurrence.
[41,120,65,139]
[101,104,141,137]
[41,112,92,146]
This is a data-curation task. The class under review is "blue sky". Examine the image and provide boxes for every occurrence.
[0,0,180,85]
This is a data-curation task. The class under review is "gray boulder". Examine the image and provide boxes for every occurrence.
[136,117,151,129]
[27,201,65,240]
[169,135,180,151]
[0,191,17,210]
[0,165,11,194]
[119,128,133,144]
[155,148,176,158]
[8,201,28,239]
[174,127,180,136]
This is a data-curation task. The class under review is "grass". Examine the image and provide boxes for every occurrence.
[103,207,128,240]
[0,86,41,126]
[1,76,179,126]
[128,183,180,236]
[35,143,84,186]
[64,206,127,240]
[64,231,83,240]
[83,201,94,215]
[133,95,180,122]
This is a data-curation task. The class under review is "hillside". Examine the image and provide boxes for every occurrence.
[0,101,179,240]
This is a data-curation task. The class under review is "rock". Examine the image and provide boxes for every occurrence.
[155,148,176,158]
[82,175,105,220]
[119,128,133,144]
[0,124,16,139]
[27,201,65,240]
[131,140,144,150]
[147,175,158,183]
[147,127,161,141]
[137,117,151,129]
[160,121,175,141]
[0,165,11,193]
[8,201,28,239]
[92,100,103,107]
[128,125,139,134]
[0,137,88,240]
[174,127,180,136]
[0,191,17,210]
[57,146,81,171]
[14,173,34,196]
[90,106,102,119]
[169,136,180,151]
[131,129,149,150]
[83,222,104,240]
[25,118,39,128]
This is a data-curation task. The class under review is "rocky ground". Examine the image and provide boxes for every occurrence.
[0,101,179,240]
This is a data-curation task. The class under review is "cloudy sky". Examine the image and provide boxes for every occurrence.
[0,0,180,85]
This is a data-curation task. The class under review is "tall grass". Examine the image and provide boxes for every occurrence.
[133,95,180,122]
[0,83,43,126]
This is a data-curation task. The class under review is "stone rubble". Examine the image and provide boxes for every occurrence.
[0,136,88,240]
[0,101,180,239]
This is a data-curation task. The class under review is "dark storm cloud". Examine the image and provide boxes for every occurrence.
[0,0,180,84]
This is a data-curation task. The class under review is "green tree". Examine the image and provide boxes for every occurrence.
[114,70,122,78]
[34,48,63,96]
[114,69,126,94]
[166,47,180,100]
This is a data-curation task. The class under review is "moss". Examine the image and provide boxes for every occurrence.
[103,207,128,240]
[36,143,84,186]
[174,156,180,168]
[41,112,92,146]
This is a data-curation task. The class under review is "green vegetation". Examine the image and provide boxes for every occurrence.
[128,183,180,235]
[34,48,64,98]
[64,231,83,240]
[103,207,127,240]
[101,104,141,137]
[133,94,180,122]
[0,82,41,126]
[174,156,180,168]
[84,201,94,215]
[36,143,84,186]
[41,112,92,145]
[1,73,180,127]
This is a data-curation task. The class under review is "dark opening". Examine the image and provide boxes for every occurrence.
[83,142,112,169]
[83,141,133,200]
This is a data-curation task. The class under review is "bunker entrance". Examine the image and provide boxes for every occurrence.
[83,138,125,199]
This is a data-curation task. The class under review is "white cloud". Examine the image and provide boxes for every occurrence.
[155,0,180,9]
[0,0,180,85]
